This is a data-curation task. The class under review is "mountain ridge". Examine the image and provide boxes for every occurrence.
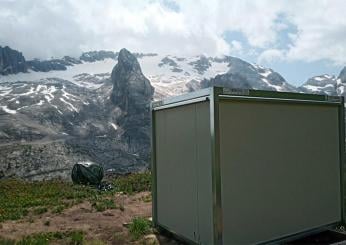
[0,46,346,180]
[1,46,345,97]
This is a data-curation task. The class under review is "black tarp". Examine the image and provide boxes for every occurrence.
[71,162,104,185]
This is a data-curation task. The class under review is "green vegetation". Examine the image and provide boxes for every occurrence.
[0,172,151,223]
[128,217,152,240]
[112,172,151,194]
[91,199,116,212]
[0,231,84,245]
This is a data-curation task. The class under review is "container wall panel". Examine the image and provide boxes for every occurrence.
[219,100,341,244]
[154,101,213,243]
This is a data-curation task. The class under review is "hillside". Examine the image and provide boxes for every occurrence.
[0,46,345,180]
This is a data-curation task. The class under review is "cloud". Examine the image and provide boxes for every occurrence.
[284,0,346,65]
[0,0,345,66]
[258,49,285,63]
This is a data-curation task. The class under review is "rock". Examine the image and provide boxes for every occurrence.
[189,55,211,74]
[158,57,178,68]
[26,55,88,73]
[0,46,27,75]
[80,50,118,62]
[111,48,154,112]
[201,72,252,89]
[143,234,160,244]
[110,48,154,161]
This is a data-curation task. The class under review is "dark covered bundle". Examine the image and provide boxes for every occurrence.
[71,162,104,185]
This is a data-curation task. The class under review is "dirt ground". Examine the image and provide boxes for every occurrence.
[0,192,182,244]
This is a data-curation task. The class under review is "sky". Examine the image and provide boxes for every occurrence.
[0,0,345,86]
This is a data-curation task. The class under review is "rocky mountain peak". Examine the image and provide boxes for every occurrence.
[111,48,154,112]
[110,48,154,160]
[117,48,142,73]
[0,46,27,75]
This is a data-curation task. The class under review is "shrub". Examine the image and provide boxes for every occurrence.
[128,217,152,240]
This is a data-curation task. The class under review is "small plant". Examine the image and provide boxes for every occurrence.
[44,220,50,226]
[52,205,64,214]
[33,206,48,215]
[92,199,116,212]
[128,217,152,240]
[69,231,84,245]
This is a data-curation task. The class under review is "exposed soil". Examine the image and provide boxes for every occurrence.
[0,192,182,244]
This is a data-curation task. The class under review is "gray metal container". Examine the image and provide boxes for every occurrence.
[151,87,345,244]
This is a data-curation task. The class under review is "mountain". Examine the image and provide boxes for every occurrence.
[199,57,297,92]
[0,46,27,75]
[298,67,346,96]
[0,46,345,180]
[0,49,151,180]
[299,74,337,95]
[110,48,154,163]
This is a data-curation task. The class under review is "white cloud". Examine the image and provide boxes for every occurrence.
[0,0,345,65]
[258,49,285,63]
[284,0,346,65]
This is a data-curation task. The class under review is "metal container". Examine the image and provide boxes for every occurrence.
[151,87,345,244]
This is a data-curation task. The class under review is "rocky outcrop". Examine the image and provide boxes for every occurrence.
[111,48,154,112]
[27,56,81,72]
[80,50,118,62]
[111,48,154,160]
[201,72,252,89]
[0,46,27,75]
[189,55,211,74]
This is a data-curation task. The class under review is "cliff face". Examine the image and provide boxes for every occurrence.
[111,48,154,160]
[111,48,154,112]
[0,46,27,75]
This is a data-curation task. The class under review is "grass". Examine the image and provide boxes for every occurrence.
[91,199,116,212]
[0,172,151,223]
[128,217,152,240]
[0,231,84,245]
[112,172,151,194]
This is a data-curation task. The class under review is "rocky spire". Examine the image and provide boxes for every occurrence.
[111,48,154,113]
[0,46,27,75]
[110,48,154,160]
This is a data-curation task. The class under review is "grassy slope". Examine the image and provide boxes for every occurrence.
[0,172,152,244]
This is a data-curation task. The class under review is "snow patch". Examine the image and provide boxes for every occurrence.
[59,98,78,112]
[260,70,272,77]
[303,85,321,92]
[261,78,282,91]
[110,122,118,131]
[0,105,17,114]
